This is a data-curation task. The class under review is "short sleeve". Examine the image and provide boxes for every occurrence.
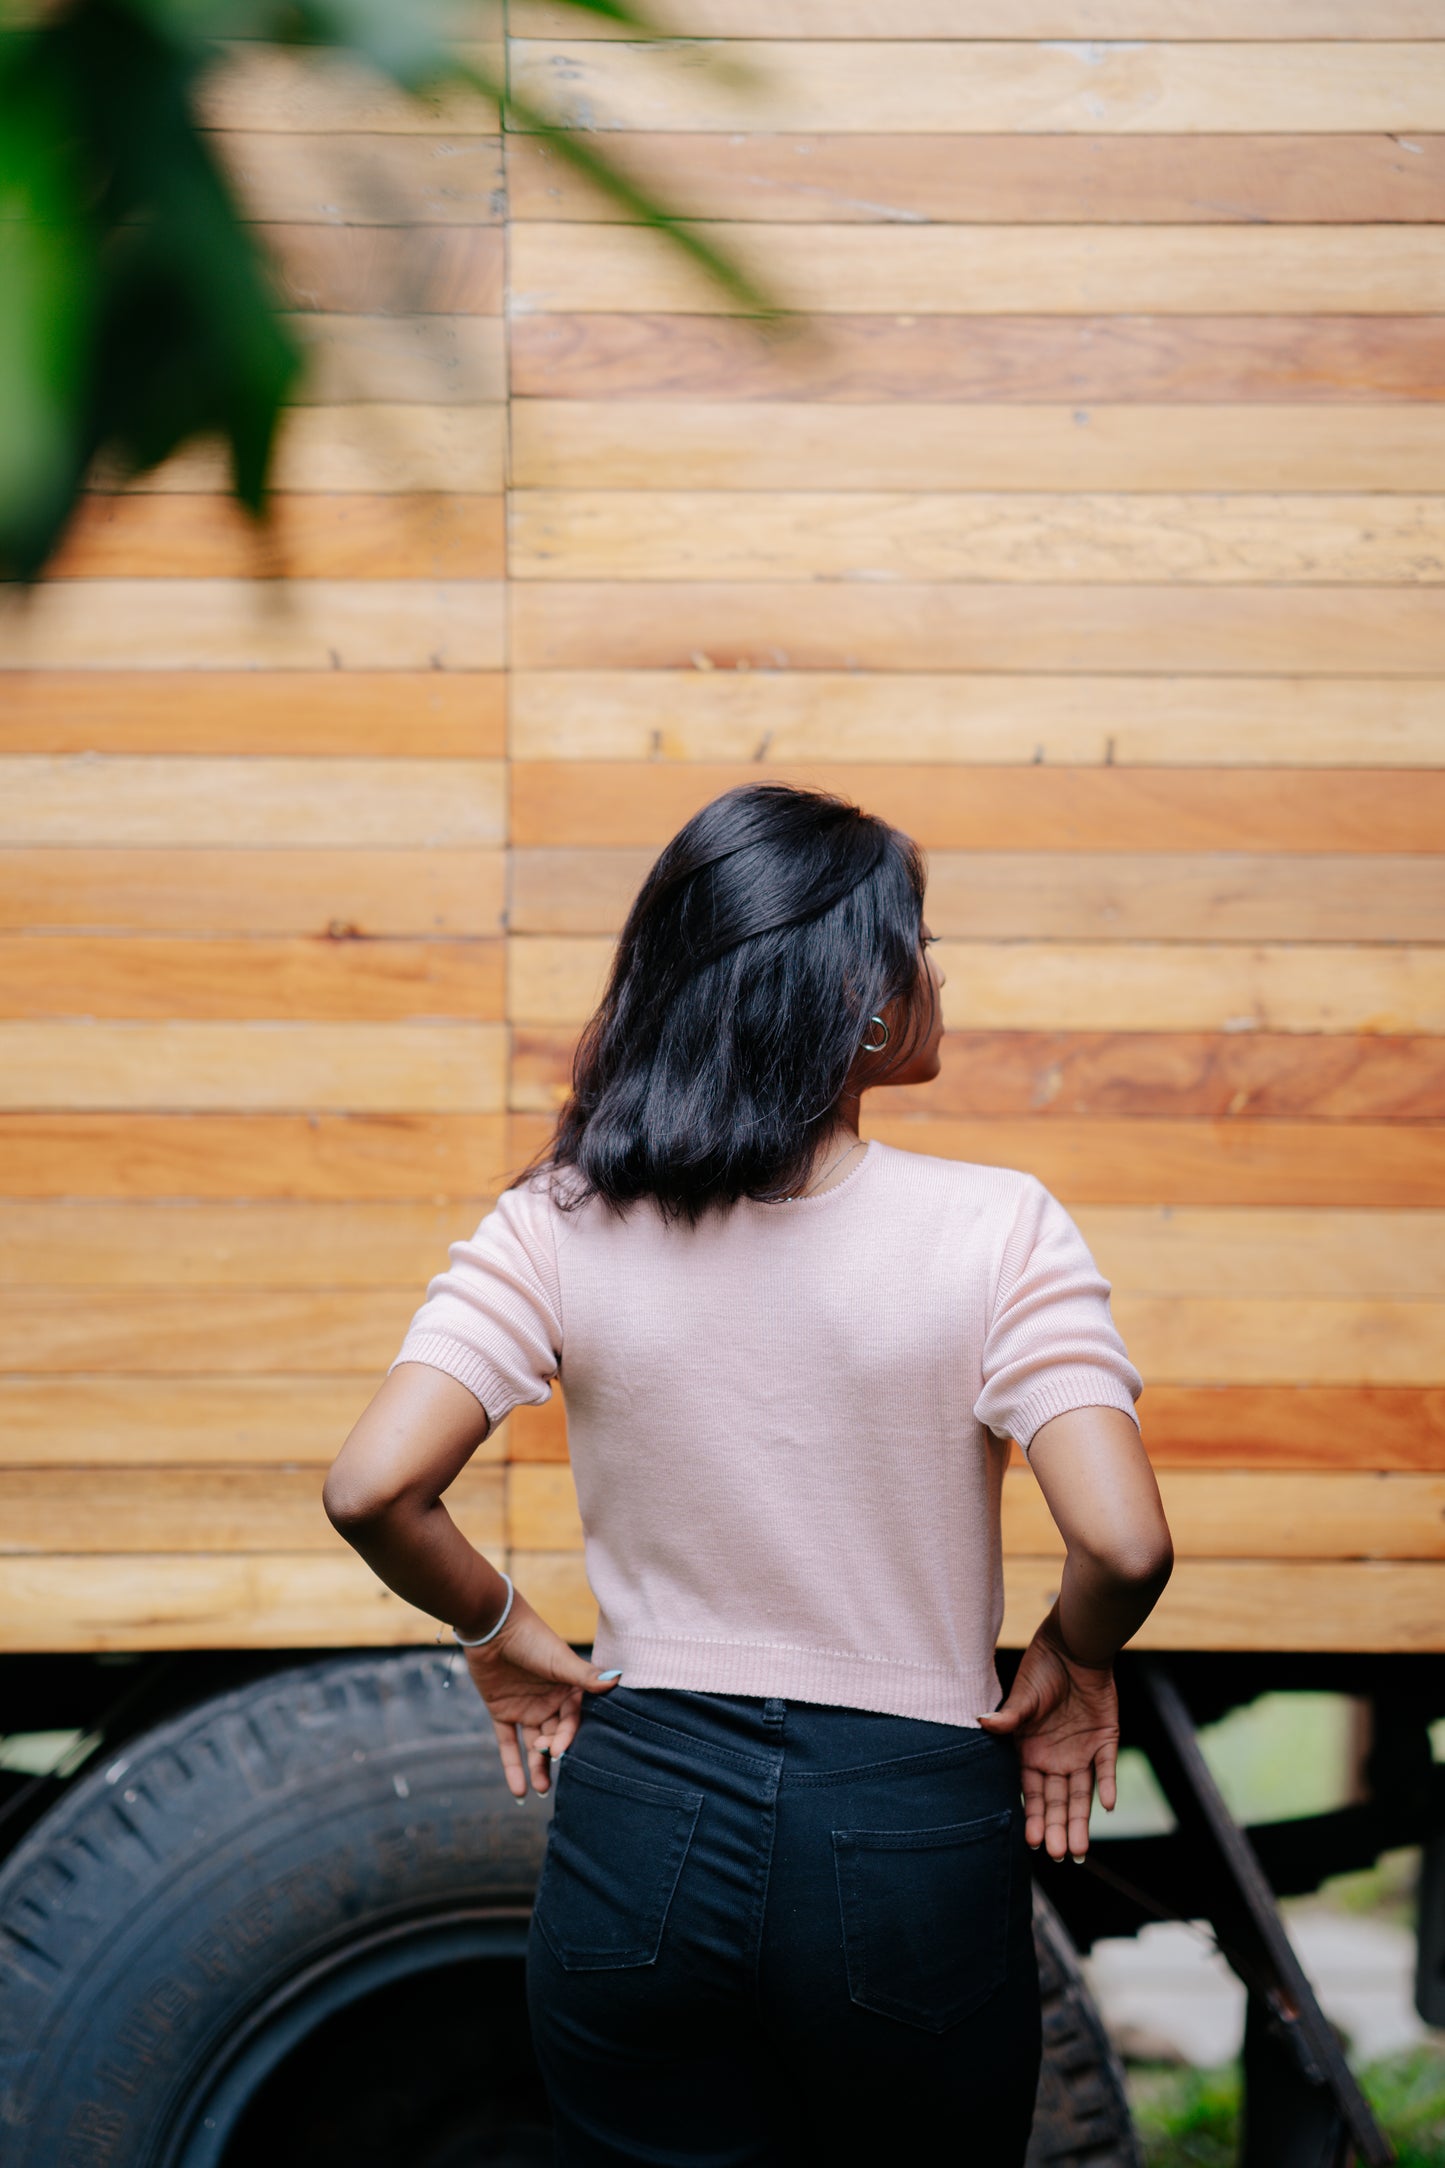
[973,1176,1142,1452]
[388,1181,561,1426]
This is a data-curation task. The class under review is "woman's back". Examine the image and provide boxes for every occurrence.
[394,1141,1142,1727]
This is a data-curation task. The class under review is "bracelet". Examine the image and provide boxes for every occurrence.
[450,1573,514,1649]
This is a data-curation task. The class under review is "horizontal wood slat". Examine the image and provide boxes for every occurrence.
[259,224,503,315]
[0,1114,516,1200]
[220,132,505,226]
[0,1289,417,1375]
[510,582,1445,674]
[0,1466,503,1554]
[0,1554,443,1651]
[511,1551,1445,1655]
[291,312,506,405]
[512,401,1445,493]
[0,581,505,670]
[201,44,502,134]
[0,938,503,1022]
[509,849,1445,943]
[511,762,1445,853]
[511,932,1445,1036]
[512,41,1445,136]
[0,759,505,847]
[512,223,1445,317]
[0,1023,506,1112]
[507,1463,1445,1558]
[510,4,1445,37]
[511,670,1445,768]
[0,672,505,757]
[504,132,1445,225]
[0,850,506,937]
[513,489,1445,585]
[49,495,504,582]
[0,1203,480,1289]
[120,407,505,494]
[0,1376,412,1466]
[510,314,1445,405]
[514,1026,1445,1121]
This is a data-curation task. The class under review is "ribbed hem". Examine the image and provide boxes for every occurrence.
[1013,1368,1142,1453]
[587,1631,1001,1729]
[388,1332,531,1428]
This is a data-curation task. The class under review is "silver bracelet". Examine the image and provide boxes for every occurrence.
[450,1573,514,1648]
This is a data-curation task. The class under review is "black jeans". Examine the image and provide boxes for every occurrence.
[526,1686,1041,2165]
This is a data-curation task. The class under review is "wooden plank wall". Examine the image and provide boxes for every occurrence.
[2,0,1444,1653]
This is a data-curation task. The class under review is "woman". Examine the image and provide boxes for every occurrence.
[325,783,1173,2164]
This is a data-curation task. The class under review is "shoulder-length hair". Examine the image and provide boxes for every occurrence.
[527,783,932,1221]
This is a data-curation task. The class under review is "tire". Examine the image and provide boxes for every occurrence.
[0,1652,1141,2168]
[1028,1889,1144,2168]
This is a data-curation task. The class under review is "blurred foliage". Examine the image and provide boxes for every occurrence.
[1130,2046,1445,2168]
[0,0,767,580]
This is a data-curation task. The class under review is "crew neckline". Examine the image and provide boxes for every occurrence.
[752,1137,877,1210]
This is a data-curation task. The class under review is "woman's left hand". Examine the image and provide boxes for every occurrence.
[462,1587,620,1799]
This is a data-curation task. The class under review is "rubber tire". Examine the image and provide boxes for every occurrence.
[0,1652,1141,2167]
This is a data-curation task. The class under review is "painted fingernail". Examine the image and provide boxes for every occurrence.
[597,1669,623,1681]
[551,1742,566,1758]
[1072,1853,1086,1864]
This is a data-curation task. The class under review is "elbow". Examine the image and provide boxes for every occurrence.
[1080,1524,1174,1595]
[322,1457,416,1538]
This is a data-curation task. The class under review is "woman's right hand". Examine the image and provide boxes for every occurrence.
[978,1610,1119,1864]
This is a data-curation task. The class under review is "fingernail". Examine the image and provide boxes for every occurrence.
[597,1669,623,1681]
[1072,1854,1086,1865]
[551,1743,566,1759]
[514,1792,527,1806]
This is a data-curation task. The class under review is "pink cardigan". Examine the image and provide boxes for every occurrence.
[392,1142,1143,1727]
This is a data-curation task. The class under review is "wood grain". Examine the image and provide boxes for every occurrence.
[0,671,505,757]
[0,758,505,847]
[0,1553,444,1651]
[220,132,505,226]
[510,581,1445,674]
[1092,1211,1445,1298]
[1133,1386,1445,1470]
[0,1289,421,1376]
[0,1022,506,1113]
[1117,1296,1445,1387]
[510,848,1445,943]
[510,930,1445,1036]
[504,131,1445,225]
[0,937,503,1022]
[201,44,502,134]
[510,1550,1445,1655]
[511,41,1445,136]
[511,760,1445,853]
[116,406,506,494]
[510,314,1445,404]
[292,312,506,404]
[511,670,1445,767]
[0,580,505,670]
[50,495,504,581]
[0,1376,405,1467]
[512,400,1445,493]
[514,1026,1445,1122]
[859,1116,1445,1206]
[0,1202,483,1288]
[258,224,503,315]
[0,1114,516,1200]
[512,222,1445,317]
[513,489,1445,585]
[511,4,1445,37]
[0,1466,500,1553]
[0,849,506,937]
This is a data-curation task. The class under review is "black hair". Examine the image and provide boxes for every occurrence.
[528,783,932,1221]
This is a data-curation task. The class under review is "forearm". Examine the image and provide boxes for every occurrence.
[339,1498,509,1641]
[1050,1544,1172,1671]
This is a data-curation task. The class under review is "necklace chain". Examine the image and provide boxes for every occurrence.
[786,1136,862,1202]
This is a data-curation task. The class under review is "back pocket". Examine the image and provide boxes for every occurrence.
[533,1758,704,1972]
[832,1809,1013,2032]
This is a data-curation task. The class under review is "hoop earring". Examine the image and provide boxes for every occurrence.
[861,1015,890,1053]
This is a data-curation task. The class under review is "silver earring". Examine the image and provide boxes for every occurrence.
[861,1015,890,1052]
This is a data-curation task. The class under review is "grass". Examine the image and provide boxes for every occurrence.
[1129,2045,1445,2167]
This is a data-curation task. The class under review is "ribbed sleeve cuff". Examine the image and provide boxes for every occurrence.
[388,1332,535,1428]
[1013,1368,1142,1453]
